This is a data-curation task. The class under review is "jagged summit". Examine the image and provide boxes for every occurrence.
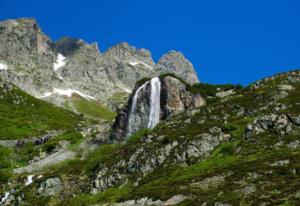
[103,42,154,61]
[157,50,199,84]
[0,17,200,111]
[53,37,89,56]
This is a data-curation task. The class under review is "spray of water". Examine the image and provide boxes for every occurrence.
[126,77,161,137]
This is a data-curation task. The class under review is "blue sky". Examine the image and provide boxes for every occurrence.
[1,0,300,85]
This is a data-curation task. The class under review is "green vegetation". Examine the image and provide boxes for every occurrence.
[135,77,151,88]
[2,70,300,205]
[126,128,149,144]
[63,184,133,206]
[0,146,13,185]
[189,83,243,97]
[70,94,116,121]
[0,83,80,139]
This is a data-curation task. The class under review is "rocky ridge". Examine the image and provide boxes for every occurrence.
[0,18,199,112]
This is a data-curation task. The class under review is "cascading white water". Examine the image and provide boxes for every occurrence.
[147,77,161,129]
[127,82,148,137]
[126,77,161,137]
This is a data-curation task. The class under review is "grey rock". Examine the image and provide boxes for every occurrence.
[278,84,295,91]
[270,159,290,167]
[236,184,257,195]
[214,203,232,206]
[100,195,189,206]
[111,76,205,141]
[37,177,62,197]
[190,175,226,190]
[244,114,297,138]
[156,50,199,84]
[216,89,235,98]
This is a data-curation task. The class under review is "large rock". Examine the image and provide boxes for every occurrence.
[156,51,199,84]
[161,76,205,118]
[0,18,59,96]
[111,76,205,141]
[37,177,62,197]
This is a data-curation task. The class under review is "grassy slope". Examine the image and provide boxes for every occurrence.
[11,71,300,205]
[64,94,116,121]
[0,83,81,140]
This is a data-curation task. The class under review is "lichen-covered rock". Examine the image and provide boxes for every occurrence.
[111,76,205,141]
[161,76,205,118]
[37,177,62,197]
[244,114,297,138]
[156,50,199,84]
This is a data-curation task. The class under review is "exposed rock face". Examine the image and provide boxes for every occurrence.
[0,18,59,96]
[0,18,200,110]
[161,76,205,118]
[244,114,298,138]
[101,42,156,89]
[93,127,229,193]
[111,76,205,141]
[37,177,63,197]
[157,51,199,84]
[99,195,190,206]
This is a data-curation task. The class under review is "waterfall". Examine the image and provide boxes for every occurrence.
[126,77,161,137]
[127,81,148,137]
[147,77,161,129]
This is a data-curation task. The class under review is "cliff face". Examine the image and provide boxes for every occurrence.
[0,18,200,110]
[157,51,199,84]
[0,18,59,96]
[111,75,205,141]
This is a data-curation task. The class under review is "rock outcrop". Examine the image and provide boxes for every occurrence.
[0,18,200,110]
[111,75,205,141]
[157,51,199,84]
[37,177,62,197]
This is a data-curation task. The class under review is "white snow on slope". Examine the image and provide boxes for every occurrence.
[0,63,8,70]
[128,61,153,70]
[25,175,34,186]
[53,54,66,71]
[123,87,132,93]
[38,88,95,100]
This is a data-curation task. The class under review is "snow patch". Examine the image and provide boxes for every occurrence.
[38,88,95,100]
[0,192,10,204]
[128,61,153,70]
[0,63,8,70]
[123,87,132,93]
[53,54,66,71]
[25,175,34,186]
[57,73,64,80]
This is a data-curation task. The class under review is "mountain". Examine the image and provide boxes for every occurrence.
[1,17,300,206]
[0,18,199,113]
[1,68,299,205]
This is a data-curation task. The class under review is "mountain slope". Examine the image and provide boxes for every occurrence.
[0,78,80,140]
[3,70,299,206]
[0,18,199,111]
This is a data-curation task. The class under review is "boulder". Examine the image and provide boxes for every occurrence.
[37,177,62,197]
[111,76,205,141]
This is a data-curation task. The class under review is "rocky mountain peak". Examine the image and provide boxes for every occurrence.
[103,42,153,62]
[157,50,199,84]
[0,17,201,112]
[0,17,53,62]
[54,37,89,56]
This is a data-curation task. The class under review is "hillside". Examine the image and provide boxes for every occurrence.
[0,79,80,140]
[1,70,299,206]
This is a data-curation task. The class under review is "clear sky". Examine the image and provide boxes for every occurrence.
[1,0,300,85]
